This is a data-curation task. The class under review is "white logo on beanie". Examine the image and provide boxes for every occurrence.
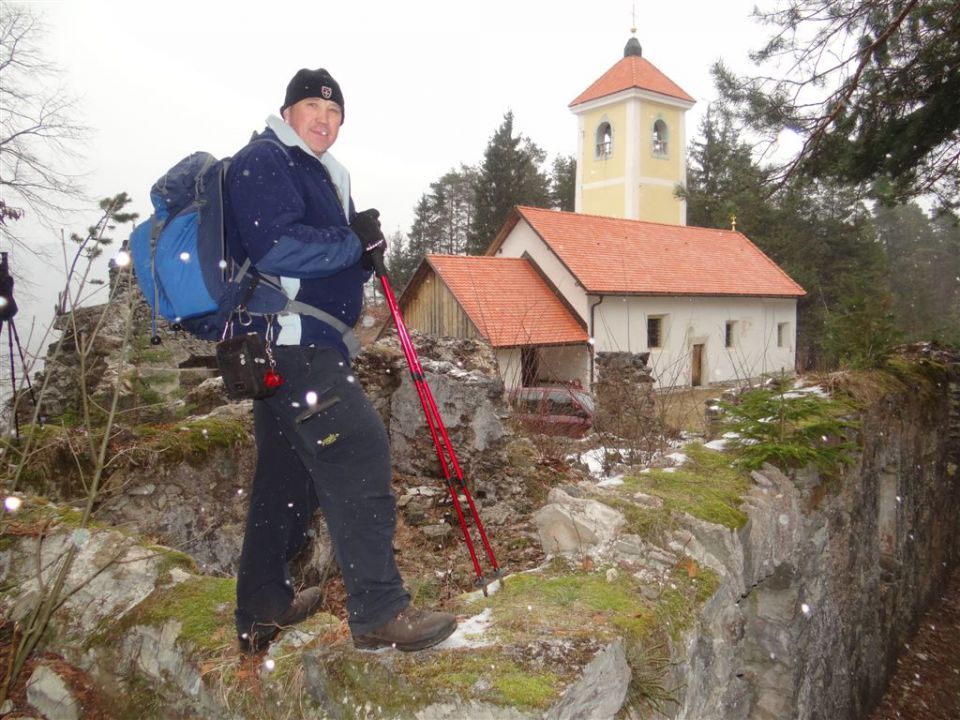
[321,86,332,99]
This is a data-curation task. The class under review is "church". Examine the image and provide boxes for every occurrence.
[393,35,805,391]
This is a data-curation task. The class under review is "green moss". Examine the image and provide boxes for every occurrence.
[90,574,236,654]
[149,576,235,650]
[137,347,175,364]
[469,568,652,645]
[405,648,563,710]
[653,565,721,641]
[879,355,949,403]
[132,416,250,462]
[494,669,559,708]
[446,562,720,709]
[316,653,432,716]
[148,544,198,576]
[618,443,750,530]
[599,497,676,545]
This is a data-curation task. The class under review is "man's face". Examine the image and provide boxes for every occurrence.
[283,97,342,155]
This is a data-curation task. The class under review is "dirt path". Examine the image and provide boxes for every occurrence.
[867,563,960,720]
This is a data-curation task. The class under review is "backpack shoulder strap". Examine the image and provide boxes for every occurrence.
[250,136,291,158]
[285,299,362,359]
[232,137,361,358]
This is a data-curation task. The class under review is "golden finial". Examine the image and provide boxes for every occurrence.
[631,1,637,35]
[730,214,737,231]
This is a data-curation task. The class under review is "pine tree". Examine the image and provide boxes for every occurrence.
[714,0,960,208]
[682,107,776,234]
[874,203,960,344]
[468,111,551,255]
[387,196,439,289]
[549,155,576,211]
[429,165,478,255]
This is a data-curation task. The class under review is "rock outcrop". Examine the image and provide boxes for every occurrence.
[5,279,959,720]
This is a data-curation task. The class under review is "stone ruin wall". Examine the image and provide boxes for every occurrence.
[670,346,960,720]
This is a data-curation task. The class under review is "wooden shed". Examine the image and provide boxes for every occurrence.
[389,255,591,390]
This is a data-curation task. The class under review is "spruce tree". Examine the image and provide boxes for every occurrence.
[468,111,551,255]
[387,196,438,289]
[549,155,576,211]
[429,165,479,255]
[874,203,960,344]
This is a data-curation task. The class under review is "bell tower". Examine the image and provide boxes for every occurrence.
[569,33,695,225]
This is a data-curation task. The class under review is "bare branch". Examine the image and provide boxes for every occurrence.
[0,3,91,250]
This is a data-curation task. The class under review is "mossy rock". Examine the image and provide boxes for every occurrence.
[594,442,750,545]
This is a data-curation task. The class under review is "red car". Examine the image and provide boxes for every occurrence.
[511,386,595,437]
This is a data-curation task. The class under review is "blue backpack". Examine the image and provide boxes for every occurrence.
[129,142,359,355]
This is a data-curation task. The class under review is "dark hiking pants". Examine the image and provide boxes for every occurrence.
[235,346,410,636]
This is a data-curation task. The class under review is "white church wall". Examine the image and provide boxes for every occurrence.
[592,295,798,388]
[493,222,799,390]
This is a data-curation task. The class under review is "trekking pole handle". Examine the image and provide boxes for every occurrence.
[369,246,388,279]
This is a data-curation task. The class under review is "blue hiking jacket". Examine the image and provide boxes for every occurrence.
[224,117,367,360]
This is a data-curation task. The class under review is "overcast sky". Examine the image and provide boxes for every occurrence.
[7,0,768,358]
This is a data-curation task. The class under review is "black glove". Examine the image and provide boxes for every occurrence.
[351,208,387,270]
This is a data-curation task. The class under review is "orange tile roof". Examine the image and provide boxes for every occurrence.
[570,55,694,107]
[423,255,589,348]
[504,207,806,297]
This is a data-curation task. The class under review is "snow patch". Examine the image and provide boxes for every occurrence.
[597,476,625,487]
[435,608,495,649]
[704,438,729,451]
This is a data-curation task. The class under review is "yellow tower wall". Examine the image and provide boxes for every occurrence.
[575,94,687,224]
[637,104,684,182]
[580,104,627,185]
[582,184,626,218]
[637,183,680,225]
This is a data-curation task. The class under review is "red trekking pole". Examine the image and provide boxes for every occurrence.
[369,249,503,594]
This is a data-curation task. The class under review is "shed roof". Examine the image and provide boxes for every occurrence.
[420,255,588,347]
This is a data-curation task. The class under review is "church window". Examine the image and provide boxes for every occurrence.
[652,119,668,156]
[777,322,789,348]
[647,316,664,349]
[725,321,736,348]
[595,121,613,158]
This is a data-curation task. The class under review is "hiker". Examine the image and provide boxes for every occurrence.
[224,68,457,653]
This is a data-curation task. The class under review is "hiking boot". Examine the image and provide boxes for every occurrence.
[238,586,324,654]
[353,606,457,652]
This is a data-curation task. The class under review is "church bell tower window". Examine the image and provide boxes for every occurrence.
[596,121,613,158]
[652,118,668,157]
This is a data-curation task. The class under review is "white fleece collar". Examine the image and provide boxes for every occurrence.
[265,114,351,218]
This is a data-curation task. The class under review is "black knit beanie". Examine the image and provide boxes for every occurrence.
[280,68,345,123]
